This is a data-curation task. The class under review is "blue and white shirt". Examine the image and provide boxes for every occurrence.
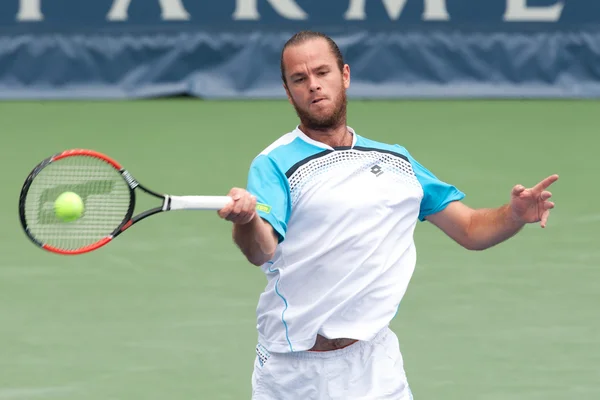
[246,126,465,353]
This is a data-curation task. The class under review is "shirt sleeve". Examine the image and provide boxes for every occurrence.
[246,155,291,243]
[404,150,466,221]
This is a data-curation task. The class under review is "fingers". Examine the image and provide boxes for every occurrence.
[512,184,526,197]
[538,191,554,228]
[533,174,559,191]
[232,194,256,224]
[217,188,257,225]
[217,188,241,219]
[540,190,552,201]
[513,174,558,199]
[540,209,550,228]
[540,201,555,228]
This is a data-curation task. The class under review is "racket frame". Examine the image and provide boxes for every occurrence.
[19,149,225,256]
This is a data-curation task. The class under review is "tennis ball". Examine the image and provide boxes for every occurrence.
[54,192,84,222]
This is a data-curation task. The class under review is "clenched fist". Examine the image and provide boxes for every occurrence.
[218,187,257,225]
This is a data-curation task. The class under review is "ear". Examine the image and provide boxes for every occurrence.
[343,64,351,89]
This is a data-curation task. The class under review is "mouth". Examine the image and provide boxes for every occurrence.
[311,98,326,104]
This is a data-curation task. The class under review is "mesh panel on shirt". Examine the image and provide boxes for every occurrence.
[287,149,420,206]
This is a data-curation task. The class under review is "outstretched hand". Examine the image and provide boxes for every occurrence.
[510,174,559,228]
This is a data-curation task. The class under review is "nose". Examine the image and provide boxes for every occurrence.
[308,75,321,93]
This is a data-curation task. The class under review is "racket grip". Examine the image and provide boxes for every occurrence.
[168,195,233,211]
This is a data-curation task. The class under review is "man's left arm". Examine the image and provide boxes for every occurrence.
[426,175,559,251]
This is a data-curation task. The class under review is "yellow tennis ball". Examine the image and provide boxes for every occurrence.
[54,192,84,222]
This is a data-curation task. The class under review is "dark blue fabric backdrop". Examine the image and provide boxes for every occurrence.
[0,0,598,99]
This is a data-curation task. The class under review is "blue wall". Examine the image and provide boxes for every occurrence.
[1,0,598,99]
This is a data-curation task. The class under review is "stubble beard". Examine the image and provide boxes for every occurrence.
[291,88,347,131]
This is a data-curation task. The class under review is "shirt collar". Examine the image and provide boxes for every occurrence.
[293,125,357,150]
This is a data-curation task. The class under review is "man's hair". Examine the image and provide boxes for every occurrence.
[280,31,345,86]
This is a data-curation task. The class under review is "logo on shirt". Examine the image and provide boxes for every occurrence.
[370,165,384,177]
[256,203,272,213]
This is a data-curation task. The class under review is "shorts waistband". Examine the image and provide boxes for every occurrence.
[262,327,391,360]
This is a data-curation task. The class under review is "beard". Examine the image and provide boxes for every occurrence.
[291,88,347,131]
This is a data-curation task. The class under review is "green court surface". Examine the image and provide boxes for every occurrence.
[1,99,598,399]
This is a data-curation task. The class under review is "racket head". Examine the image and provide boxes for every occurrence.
[19,149,136,255]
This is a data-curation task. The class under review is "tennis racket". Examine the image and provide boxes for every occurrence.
[19,149,233,255]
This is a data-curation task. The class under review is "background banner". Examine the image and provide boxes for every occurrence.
[0,0,598,99]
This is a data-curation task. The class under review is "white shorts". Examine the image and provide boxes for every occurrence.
[251,326,414,400]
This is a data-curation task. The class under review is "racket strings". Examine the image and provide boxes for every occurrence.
[24,156,131,250]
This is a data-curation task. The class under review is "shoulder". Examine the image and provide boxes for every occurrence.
[257,130,300,158]
[354,134,411,160]
[251,128,328,175]
[353,134,436,178]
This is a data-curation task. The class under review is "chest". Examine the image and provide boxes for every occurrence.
[287,149,424,220]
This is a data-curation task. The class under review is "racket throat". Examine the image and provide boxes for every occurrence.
[162,195,173,212]
[120,169,139,189]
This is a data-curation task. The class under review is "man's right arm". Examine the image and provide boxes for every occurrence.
[232,216,279,266]
[218,187,279,266]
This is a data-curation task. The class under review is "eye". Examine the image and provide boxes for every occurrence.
[318,71,328,76]
[294,77,305,83]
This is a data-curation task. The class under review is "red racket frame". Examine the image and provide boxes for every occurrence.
[19,149,168,255]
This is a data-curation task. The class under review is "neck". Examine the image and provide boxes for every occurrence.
[300,121,352,148]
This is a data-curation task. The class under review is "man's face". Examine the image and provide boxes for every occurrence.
[282,38,351,130]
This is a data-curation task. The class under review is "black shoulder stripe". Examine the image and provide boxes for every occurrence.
[349,146,410,162]
[285,149,333,178]
[285,146,410,178]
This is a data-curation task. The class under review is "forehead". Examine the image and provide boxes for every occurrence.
[283,38,337,73]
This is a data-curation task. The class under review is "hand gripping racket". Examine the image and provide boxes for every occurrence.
[18,149,233,255]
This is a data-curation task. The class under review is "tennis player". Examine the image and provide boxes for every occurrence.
[218,31,558,400]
